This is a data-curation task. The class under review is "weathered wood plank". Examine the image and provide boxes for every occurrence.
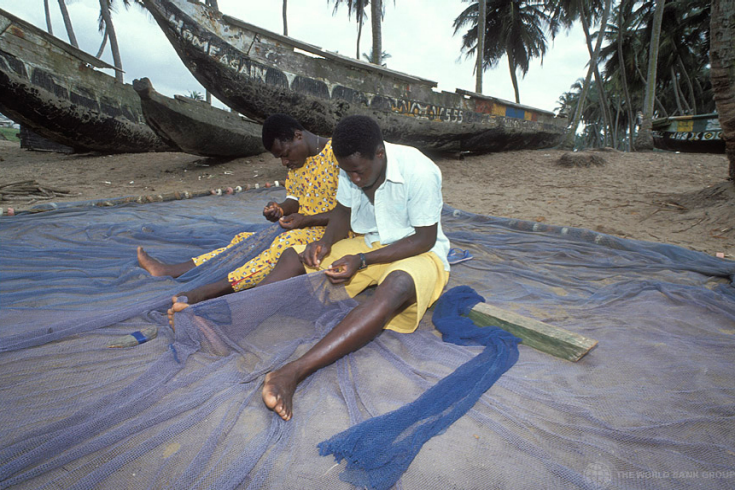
[467,303,598,362]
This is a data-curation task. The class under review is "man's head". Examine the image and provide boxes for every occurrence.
[262,114,309,170]
[332,115,386,190]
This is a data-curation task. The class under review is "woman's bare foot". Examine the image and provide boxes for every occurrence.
[167,296,191,330]
[137,247,195,278]
[262,366,300,421]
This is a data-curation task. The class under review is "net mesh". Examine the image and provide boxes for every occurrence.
[1,187,734,490]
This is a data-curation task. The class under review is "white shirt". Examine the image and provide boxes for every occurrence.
[336,142,450,271]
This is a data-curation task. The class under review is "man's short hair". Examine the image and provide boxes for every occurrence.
[262,114,304,151]
[332,115,384,159]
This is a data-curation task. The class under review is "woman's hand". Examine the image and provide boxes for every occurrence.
[263,202,284,222]
[279,213,307,230]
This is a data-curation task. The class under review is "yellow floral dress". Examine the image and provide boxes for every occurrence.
[192,140,338,291]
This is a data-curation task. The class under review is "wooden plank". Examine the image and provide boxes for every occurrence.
[467,303,598,362]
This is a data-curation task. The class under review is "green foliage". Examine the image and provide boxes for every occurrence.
[0,127,20,143]
[454,0,551,103]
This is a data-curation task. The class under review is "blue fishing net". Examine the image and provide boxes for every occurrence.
[1,186,734,489]
[318,286,520,490]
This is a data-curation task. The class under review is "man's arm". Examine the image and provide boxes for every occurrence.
[325,224,437,283]
[360,224,437,266]
[301,203,351,267]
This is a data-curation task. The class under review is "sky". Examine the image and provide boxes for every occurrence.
[0,0,590,114]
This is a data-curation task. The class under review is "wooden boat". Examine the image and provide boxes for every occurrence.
[140,0,567,154]
[133,77,265,158]
[0,9,172,153]
[652,113,725,154]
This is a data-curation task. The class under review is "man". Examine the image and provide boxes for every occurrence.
[256,115,451,421]
[137,114,339,321]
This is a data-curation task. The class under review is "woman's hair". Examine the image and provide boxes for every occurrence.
[262,114,305,150]
[332,115,383,159]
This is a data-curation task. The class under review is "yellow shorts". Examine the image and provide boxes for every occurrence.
[293,237,449,334]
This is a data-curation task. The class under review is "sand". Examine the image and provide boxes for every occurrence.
[1,139,732,259]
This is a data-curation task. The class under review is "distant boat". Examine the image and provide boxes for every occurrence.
[133,77,265,158]
[652,113,725,154]
[0,9,173,154]
[140,0,567,154]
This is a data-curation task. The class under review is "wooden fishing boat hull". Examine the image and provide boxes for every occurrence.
[141,0,566,154]
[133,77,265,158]
[0,9,172,153]
[652,114,725,154]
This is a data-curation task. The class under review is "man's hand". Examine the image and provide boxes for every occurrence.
[324,254,361,284]
[300,241,330,268]
[263,202,284,222]
[279,213,307,230]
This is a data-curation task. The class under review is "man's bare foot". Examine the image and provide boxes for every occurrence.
[262,366,300,421]
[167,296,191,330]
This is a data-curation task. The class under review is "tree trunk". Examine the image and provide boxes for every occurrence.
[371,0,382,65]
[676,56,697,113]
[634,0,665,151]
[710,0,735,183]
[98,0,123,83]
[44,0,54,35]
[636,64,668,116]
[507,50,520,103]
[475,0,486,94]
[57,0,78,48]
[617,4,636,151]
[282,0,288,36]
[580,9,613,147]
[560,0,612,150]
[356,9,363,60]
[671,66,685,115]
[96,28,108,58]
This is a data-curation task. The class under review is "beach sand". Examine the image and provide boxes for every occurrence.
[1,139,732,259]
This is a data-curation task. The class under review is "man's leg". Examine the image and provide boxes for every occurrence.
[138,247,195,278]
[262,270,416,421]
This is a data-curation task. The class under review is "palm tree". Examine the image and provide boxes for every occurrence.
[634,0,665,151]
[454,0,550,104]
[329,0,369,60]
[370,0,382,65]
[362,49,391,66]
[44,0,54,35]
[613,1,637,149]
[475,0,486,93]
[282,0,288,36]
[97,0,124,82]
[710,0,735,182]
[57,0,79,47]
[548,0,613,149]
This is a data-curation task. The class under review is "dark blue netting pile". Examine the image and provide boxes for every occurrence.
[1,186,734,489]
